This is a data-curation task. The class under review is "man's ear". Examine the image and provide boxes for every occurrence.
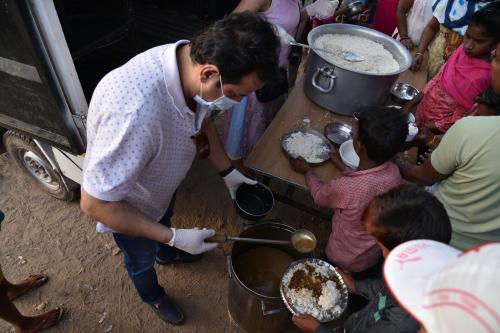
[199,64,220,83]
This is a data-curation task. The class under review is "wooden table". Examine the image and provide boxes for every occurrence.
[246,57,428,191]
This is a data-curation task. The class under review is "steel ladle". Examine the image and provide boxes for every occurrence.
[206,229,317,253]
[289,41,365,62]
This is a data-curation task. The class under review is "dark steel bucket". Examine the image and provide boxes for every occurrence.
[234,183,274,221]
[227,223,307,333]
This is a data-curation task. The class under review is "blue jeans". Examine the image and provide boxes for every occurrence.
[113,197,176,304]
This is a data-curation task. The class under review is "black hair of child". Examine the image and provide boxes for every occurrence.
[357,106,408,165]
[368,184,452,250]
[478,88,500,115]
[469,1,500,41]
[190,12,281,84]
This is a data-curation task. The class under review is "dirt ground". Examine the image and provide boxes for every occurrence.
[0,152,330,333]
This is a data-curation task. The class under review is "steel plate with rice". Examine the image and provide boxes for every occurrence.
[280,258,349,322]
[281,129,332,165]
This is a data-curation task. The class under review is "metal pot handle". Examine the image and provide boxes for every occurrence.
[312,66,336,93]
[261,300,284,316]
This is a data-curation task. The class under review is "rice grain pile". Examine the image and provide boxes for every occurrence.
[314,33,400,75]
[284,132,329,163]
[283,262,342,321]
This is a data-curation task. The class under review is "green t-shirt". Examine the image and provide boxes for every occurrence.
[431,116,500,250]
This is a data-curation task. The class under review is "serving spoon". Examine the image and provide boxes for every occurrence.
[206,229,317,253]
[289,41,365,62]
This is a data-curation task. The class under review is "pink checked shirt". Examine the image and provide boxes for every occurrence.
[306,162,402,272]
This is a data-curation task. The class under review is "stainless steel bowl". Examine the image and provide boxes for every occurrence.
[281,129,333,166]
[347,0,365,15]
[280,258,349,323]
[390,83,420,104]
[324,122,355,146]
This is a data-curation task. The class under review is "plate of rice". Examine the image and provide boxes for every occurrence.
[280,258,349,322]
[281,129,332,165]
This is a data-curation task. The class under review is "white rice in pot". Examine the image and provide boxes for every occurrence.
[313,33,400,75]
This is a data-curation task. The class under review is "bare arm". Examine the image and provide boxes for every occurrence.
[300,8,310,21]
[233,0,270,13]
[80,190,173,243]
[203,117,232,172]
[412,16,439,71]
[396,156,448,185]
[397,0,415,48]
[416,16,439,54]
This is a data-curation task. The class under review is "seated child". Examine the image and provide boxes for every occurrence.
[414,2,500,133]
[292,184,452,333]
[289,106,408,273]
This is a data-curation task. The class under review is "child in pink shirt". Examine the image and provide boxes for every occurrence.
[415,3,499,133]
[290,107,408,273]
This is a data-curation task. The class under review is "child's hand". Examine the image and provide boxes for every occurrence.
[289,157,312,174]
[414,123,433,146]
[400,38,414,50]
[329,147,342,164]
[337,269,356,293]
[330,148,347,172]
[292,314,320,333]
[411,53,424,72]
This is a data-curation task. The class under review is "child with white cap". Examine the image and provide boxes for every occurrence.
[384,239,500,333]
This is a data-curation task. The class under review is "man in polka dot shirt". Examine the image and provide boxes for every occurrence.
[80,12,281,325]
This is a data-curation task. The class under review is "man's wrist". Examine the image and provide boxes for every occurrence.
[219,165,234,178]
[165,228,175,245]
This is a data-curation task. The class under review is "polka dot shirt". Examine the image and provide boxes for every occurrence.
[83,41,205,231]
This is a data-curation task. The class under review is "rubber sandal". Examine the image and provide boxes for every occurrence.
[9,275,48,301]
[149,295,185,325]
[27,307,64,333]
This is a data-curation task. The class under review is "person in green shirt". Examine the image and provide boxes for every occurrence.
[397,87,500,249]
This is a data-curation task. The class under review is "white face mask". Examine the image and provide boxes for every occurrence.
[194,75,240,111]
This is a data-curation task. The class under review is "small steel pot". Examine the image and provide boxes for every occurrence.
[235,183,274,221]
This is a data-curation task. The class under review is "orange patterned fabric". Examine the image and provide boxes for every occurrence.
[427,24,463,80]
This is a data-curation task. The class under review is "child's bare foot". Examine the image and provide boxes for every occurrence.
[8,275,48,301]
[17,307,63,333]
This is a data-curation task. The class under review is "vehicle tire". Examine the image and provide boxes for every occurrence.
[3,130,76,201]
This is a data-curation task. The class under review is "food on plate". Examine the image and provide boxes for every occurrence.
[313,33,400,75]
[284,132,330,163]
[282,262,342,321]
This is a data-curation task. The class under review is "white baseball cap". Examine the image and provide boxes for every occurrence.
[384,239,500,333]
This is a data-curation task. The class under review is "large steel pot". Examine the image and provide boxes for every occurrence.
[304,24,412,115]
[228,222,308,333]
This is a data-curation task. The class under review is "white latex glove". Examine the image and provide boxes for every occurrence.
[223,169,258,200]
[273,24,295,46]
[305,0,339,19]
[167,228,218,255]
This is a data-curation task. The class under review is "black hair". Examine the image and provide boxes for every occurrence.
[367,184,452,250]
[357,106,408,164]
[190,12,281,84]
[469,1,500,41]
[477,87,500,115]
